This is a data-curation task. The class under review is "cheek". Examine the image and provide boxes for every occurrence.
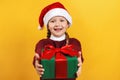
[48,24,56,29]
[64,24,69,29]
[48,27,54,33]
[48,24,53,30]
[62,22,69,27]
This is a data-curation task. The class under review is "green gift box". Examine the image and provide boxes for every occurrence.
[40,44,79,79]
[40,56,78,79]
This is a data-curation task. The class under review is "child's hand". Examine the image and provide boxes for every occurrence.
[76,51,82,77]
[35,54,45,77]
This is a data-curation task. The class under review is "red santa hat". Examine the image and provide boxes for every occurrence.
[38,2,72,29]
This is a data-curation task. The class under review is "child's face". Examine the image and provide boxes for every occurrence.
[48,16,69,37]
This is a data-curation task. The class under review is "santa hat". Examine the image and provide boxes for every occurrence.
[38,2,72,29]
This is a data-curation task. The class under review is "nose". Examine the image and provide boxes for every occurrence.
[55,21,60,27]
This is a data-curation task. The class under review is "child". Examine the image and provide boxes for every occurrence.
[33,2,84,80]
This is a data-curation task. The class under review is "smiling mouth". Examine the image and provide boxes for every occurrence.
[54,28,63,31]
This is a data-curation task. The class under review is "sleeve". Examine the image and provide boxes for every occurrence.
[32,39,45,67]
[71,38,84,62]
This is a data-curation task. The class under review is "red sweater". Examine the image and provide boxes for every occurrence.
[33,38,84,80]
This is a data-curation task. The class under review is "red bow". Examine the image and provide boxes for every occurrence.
[40,44,78,60]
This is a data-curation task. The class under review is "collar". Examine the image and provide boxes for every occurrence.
[50,34,66,41]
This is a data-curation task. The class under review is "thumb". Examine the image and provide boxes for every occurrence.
[78,51,81,57]
[78,51,82,63]
[35,53,40,60]
[78,51,82,66]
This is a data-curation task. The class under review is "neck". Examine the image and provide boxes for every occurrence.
[50,34,66,41]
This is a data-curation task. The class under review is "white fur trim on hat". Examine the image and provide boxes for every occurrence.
[43,8,72,27]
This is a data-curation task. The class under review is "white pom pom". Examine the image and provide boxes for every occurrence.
[38,25,42,30]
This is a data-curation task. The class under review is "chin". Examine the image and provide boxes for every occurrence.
[54,34,63,37]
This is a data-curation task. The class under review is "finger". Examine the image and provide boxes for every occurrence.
[39,71,44,77]
[35,61,43,68]
[35,61,45,71]
[78,57,81,63]
[36,66,44,72]
[36,70,44,76]
[76,66,82,77]
[76,71,80,77]
[78,62,82,67]
[36,67,45,72]
[78,58,82,68]
[35,67,45,76]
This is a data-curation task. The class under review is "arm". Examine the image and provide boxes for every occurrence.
[33,39,46,77]
[70,38,84,77]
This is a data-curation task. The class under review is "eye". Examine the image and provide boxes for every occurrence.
[60,19,65,22]
[49,20,55,23]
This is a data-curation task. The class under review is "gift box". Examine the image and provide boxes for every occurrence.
[39,45,78,79]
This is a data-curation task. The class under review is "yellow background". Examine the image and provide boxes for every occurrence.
[0,0,120,80]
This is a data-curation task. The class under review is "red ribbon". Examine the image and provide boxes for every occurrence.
[40,44,78,60]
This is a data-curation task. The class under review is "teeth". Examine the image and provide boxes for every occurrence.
[54,28,62,31]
